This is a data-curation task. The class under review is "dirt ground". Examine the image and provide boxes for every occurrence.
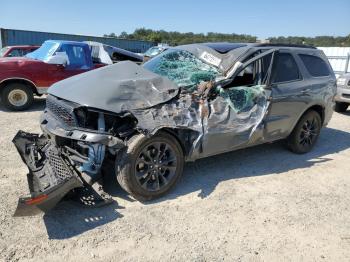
[0,97,349,262]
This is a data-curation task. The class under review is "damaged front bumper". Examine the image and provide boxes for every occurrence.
[13,131,84,216]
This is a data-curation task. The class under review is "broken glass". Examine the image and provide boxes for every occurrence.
[143,49,221,90]
[217,85,265,113]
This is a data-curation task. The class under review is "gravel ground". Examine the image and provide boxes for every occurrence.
[0,98,350,262]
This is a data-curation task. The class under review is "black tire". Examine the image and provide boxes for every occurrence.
[287,110,322,154]
[1,83,34,111]
[116,132,184,201]
[334,102,348,113]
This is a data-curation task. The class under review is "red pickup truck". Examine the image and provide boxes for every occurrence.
[0,41,111,111]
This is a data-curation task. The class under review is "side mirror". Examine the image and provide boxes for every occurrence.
[46,52,69,66]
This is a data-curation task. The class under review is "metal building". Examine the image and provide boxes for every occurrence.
[0,28,156,53]
[318,47,350,76]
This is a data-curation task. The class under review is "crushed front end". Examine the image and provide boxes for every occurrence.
[13,95,129,216]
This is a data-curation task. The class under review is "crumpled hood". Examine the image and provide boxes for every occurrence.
[49,61,179,112]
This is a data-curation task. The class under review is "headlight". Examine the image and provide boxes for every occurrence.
[337,77,346,86]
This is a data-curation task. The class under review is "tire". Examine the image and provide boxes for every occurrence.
[334,102,348,113]
[116,132,184,201]
[1,83,34,111]
[287,110,322,154]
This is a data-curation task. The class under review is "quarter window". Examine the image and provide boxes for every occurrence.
[299,54,330,77]
[272,53,301,83]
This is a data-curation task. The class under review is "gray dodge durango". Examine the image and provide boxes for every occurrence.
[12,42,336,216]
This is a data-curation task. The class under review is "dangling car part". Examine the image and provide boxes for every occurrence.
[12,42,336,216]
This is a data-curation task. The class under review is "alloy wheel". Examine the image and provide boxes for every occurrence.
[135,142,177,191]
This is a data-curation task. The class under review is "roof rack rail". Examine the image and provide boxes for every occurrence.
[256,43,317,49]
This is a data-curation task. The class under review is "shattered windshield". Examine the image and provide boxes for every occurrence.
[26,41,59,61]
[143,49,221,89]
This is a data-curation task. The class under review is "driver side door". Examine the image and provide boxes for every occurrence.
[200,49,276,158]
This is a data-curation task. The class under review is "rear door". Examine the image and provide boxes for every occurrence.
[263,50,311,141]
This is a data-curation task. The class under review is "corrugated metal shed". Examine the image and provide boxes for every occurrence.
[318,47,350,75]
[0,28,156,53]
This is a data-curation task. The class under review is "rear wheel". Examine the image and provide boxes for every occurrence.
[287,110,322,154]
[334,102,348,113]
[116,132,184,201]
[1,83,34,111]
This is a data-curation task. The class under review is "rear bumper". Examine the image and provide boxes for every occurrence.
[12,131,84,216]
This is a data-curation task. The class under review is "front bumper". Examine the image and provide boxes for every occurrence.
[335,85,350,103]
[13,131,84,216]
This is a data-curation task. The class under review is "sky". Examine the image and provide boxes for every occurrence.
[0,0,349,39]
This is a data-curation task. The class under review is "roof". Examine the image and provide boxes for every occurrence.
[44,40,89,46]
[202,42,249,54]
[200,42,317,53]
[5,45,39,48]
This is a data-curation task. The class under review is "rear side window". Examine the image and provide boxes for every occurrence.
[272,53,301,83]
[7,49,22,57]
[299,54,330,77]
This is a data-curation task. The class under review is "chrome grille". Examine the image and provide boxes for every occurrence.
[46,95,77,127]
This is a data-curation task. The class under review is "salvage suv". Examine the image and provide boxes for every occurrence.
[13,43,336,216]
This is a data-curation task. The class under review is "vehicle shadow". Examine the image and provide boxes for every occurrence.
[43,201,123,240]
[106,127,350,202]
[0,97,46,112]
[42,126,350,239]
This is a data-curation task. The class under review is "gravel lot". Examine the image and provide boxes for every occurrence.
[0,97,350,262]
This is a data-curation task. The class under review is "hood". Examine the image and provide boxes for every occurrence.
[0,57,42,70]
[49,61,179,112]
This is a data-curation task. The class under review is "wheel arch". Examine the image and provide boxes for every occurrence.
[288,104,325,137]
[155,127,201,158]
[303,104,325,125]
[0,78,38,96]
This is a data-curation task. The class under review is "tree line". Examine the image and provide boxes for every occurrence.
[104,28,350,47]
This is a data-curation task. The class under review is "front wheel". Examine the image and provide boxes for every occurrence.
[287,110,322,154]
[116,132,184,201]
[1,83,34,111]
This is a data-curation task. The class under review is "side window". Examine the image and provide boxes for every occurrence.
[7,49,21,57]
[59,44,88,69]
[227,51,273,88]
[272,53,301,83]
[299,54,330,77]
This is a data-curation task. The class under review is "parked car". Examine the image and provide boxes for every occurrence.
[12,42,336,216]
[0,45,39,58]
[85,41,143,64]
[0,40,140,111]
[143,44,169,62]
[334,73,350,112]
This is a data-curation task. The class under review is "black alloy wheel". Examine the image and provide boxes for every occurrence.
[135,141,178,191]
[287,110,322,154]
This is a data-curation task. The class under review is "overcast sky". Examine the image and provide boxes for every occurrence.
[1,0,349,39]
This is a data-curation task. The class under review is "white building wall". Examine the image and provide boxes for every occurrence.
[318,47,350,75]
